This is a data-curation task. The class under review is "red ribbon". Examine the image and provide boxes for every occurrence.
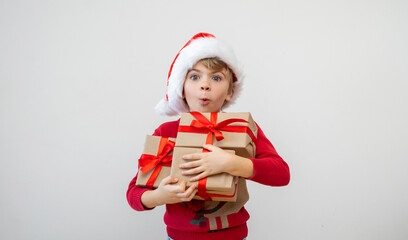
[138,137,175,188]
[178,112,256,200]
[178,112,257,146]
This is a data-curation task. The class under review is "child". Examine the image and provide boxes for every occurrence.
[127,33,290,240]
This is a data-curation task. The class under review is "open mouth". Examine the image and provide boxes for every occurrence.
[199,98,210,105]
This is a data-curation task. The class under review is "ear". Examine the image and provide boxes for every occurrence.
[225,88,233,102]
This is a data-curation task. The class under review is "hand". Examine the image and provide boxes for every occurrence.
[180,144,234,182]
[154,176,198,205]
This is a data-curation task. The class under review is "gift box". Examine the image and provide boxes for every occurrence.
[136,135,176,188]
[193,178,239,202]
[176,112,258,158]
[170,146,238,202]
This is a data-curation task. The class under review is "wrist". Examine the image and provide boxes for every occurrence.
[141,189,163,209]
[224,153,237,175]
[227,155,254,178]
[152,188,165,206]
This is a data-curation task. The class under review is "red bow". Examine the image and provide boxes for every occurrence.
[138,137,175,187]
[187,112,250,145]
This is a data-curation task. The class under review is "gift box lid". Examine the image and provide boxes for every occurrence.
[176,112,258,149]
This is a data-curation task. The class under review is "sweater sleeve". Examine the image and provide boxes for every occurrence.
[247,123,290,186]
[126,126,164,211]
[126,175,153,211]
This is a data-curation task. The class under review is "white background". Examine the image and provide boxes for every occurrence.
[1,0,407,239]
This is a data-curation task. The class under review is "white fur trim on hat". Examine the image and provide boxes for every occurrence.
[155,33,244,116]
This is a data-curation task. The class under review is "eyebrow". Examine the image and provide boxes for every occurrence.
[189,68,200,73]
[188,69,225,76]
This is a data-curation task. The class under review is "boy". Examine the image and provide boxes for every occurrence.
[127,33,290,240]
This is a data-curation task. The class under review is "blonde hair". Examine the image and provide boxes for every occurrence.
[198,58,234,93]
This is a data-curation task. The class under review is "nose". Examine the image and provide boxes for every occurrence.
[200,79,210,91]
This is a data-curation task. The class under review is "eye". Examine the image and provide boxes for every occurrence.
[212,75,222,81]
[190,74,199,80]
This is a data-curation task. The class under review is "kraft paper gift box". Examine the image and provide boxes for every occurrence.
[193,178,239,202]
[176,112,258,158]
[170,146,238,202]
[136,135,176,188]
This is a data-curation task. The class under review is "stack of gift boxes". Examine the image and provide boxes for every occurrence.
[136,112,258,202]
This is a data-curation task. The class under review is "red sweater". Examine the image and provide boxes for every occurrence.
[127,120,290,240]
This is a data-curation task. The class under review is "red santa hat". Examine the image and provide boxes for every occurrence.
[155,33,244,116]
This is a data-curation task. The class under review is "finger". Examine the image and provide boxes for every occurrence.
[161,175,178,185]
[187,189,198,201]
[190,189,199,199]
[181,189,198,202]
[180,183,197,198]
[182,153,203,160]
[179,159,201,169]
[178,180,187,192]
[182,166,204,176]
[180,184,198,200]
[203,144,219,151]
[190,172,210,182]
[171,180,186,194]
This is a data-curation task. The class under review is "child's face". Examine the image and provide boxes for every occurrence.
[183,61,233,113]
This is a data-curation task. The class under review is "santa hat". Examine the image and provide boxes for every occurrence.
[155,33,244,116]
